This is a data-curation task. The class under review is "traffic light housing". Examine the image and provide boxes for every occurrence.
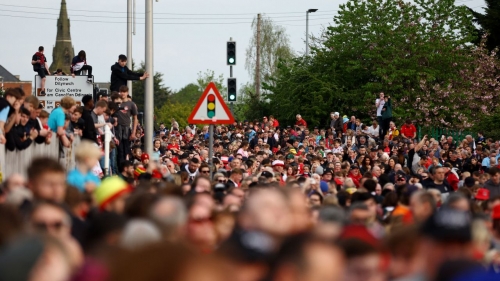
[227,41,236,65]
[207,93,216,118]
[228,78,237,102]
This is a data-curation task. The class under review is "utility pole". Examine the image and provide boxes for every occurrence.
[144,0,154,156]
[255,13,261,99]
[127,0,133,96]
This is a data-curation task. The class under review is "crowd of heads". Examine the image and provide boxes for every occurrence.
[1,103,500,280]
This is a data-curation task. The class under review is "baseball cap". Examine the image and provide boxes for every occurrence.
[420,207,472,242]
[272,160,285,167]
[286,154,295,160]
[475,188,490,201]
[350,165,359,170]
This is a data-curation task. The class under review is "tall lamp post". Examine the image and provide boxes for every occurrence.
[305,9,318,56]
[144,0,154,155]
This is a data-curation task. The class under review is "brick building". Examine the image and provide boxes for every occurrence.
[0,64,32,95]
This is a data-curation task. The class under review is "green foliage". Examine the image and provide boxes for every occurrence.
[473,107,500,140]
[155,101,193,129]
[469,0,500,54]
[169,83,199,104]
[233,82,271,122]
[131,62,172,112]
[169,70,227,107]
[266,0,477,128]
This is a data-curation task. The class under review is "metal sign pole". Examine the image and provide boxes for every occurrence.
[209,124,214,179]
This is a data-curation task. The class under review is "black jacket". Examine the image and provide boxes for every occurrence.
[110,63,144,92]
[6,124,33,151]
[28,118,47,144]
[81,108,98,143]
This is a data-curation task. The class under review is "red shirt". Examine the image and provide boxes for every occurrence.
[400,124,416,139]
[296,119,307,128]
[446,172,459,191]
[167,144,180,152]
[273,119,279,128]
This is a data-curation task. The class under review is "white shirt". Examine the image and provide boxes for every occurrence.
[376,98,385,116]
[368,125,380,138]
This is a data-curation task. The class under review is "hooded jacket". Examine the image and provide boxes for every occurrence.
[109,63,144,92]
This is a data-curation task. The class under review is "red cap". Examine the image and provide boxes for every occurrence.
[475,188,490,201]
[141,153,150,161]
[492,204,500,220]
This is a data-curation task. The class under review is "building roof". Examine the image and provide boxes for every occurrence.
[0,65,20,82]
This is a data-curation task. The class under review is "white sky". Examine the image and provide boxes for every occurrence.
[0,0,485,91]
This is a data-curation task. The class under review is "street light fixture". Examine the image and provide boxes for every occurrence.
[306,9,318,56]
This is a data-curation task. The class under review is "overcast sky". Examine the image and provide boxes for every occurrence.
[0,0,485,92]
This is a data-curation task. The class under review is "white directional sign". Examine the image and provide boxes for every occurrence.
[34,75,93,112]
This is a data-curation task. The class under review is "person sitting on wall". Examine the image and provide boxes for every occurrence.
[71,50,93,84]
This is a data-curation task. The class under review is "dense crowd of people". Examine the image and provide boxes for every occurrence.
[1,56,500,280]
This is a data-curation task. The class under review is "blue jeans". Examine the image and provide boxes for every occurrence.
[110,148,118,175]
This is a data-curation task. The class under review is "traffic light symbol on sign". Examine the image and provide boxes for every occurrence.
[207,94,216,118]
[228,78,237,102]
[227,41,236,65]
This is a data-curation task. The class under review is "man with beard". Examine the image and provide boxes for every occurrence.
[181,157,200,182]
[119,161,135,183]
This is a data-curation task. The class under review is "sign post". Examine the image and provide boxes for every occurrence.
[34,75,93,112]
[188,82,235,178]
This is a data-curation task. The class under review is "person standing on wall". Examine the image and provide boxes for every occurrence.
[375,92,385,138]
[32,46,50,96]
[381,95,393,139]
[110,54,149,92]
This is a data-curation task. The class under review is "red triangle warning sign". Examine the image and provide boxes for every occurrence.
[188,82,235,125]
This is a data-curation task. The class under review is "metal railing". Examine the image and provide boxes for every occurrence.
[0,135,81,179]
[418,126,474,146]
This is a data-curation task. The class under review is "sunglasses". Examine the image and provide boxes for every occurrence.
[200,170,210,174]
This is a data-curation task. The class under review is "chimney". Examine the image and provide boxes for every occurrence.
[14,75,20,81]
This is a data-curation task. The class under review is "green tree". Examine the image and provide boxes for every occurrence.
[266,0,477,128]
[469,0,500,54]
[169,83,199,104]
[155,101,193,129]
[233,82,271,122]
[195,69,227,99]
[131,62,172,112]
[246,15,294,95]
[169,70,227,107]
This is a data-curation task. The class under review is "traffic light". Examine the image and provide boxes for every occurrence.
[207,93,216,118]
[228,78,237,102]
[227,41,236,65]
